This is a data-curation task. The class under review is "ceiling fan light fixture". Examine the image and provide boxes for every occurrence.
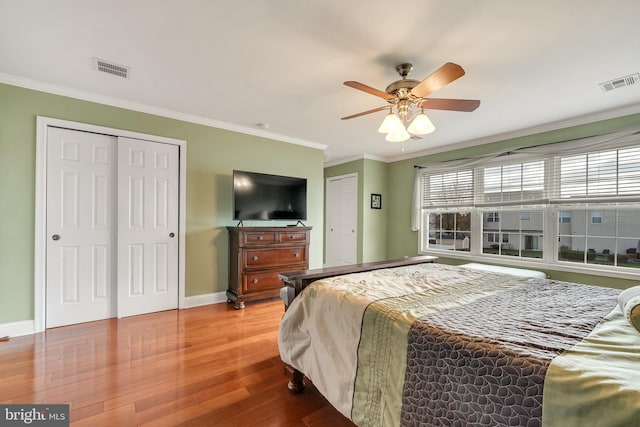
[342,62,479,150]
[377,112,404,134]
[407,111,435,135]
[385,127,410,142]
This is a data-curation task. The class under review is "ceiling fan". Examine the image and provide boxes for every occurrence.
[341,62,480,148]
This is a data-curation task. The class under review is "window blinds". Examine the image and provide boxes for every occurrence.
[477,160,546,206]
[552,145,640,203]
[420,146,640,209]
[420,169,474,208]
[412,123,640,230]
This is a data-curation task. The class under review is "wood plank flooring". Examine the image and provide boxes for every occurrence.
[0,300,356,426]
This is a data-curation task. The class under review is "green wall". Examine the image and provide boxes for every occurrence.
[385,113,640,289]
[0,83,325,324]
[362,159,389,262]
[324,158,389,263]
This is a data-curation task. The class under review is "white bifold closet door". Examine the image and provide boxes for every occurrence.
[116,137,179,318]
[325,174,357,267]
[45,128,179,328]
[46,128,116,327]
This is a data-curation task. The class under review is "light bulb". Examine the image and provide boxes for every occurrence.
[407,112,435,135]
[385,127,410,142]
[378,113,404,134]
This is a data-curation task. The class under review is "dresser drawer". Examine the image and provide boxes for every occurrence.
[278,231,309,244]
[244,247,308,268]
[243,271,283,292]
[242,231,278,245]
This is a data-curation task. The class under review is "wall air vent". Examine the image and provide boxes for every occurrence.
[93,58,130,78]
[599,73,639,92]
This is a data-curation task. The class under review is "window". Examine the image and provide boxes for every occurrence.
[423,170,474,208]
[487,212,500,222]
[486,232,509,243]
[557,208,640,267]
[558,147,640,200]
[555,145,640,267]
[481,161,546,204]
[420,169,473,252]
[418,139,640,271]
[425,211,471,251]
[481,209,544,258]
[559,211,572,223]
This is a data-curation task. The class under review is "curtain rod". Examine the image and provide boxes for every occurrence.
[413,127,640,169]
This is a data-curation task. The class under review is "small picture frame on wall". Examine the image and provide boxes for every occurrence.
[371,193,382,209]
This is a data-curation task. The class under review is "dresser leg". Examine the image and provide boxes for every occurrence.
[233,301,245,310]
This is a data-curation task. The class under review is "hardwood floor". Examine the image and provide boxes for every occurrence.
[0,300,356,426]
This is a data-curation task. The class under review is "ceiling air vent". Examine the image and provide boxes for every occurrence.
[599,73,639,92]
[93,58,130,78]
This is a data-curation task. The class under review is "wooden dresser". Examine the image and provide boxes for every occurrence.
[227,226,312,309]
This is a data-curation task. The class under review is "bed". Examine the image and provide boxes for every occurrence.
[278,258,640,427]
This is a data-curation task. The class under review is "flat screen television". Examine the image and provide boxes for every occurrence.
[233,170,307,221]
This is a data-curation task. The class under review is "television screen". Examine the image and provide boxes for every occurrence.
[233,170,307,221]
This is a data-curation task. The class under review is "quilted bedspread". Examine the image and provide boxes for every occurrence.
[278,263,640,427]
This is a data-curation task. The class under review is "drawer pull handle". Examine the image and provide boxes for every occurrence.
[289,235,294,239]
[294,253,299,257]
[258,236,263,241]
[252,278,258,284]
[252,256,258,261]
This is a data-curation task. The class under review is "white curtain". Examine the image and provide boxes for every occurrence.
[410,167,421,231]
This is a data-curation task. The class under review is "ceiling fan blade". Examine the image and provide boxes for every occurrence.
[344,81,394,100]
[418,98,480,112]
[341,106,389,120]
[410,62,466,98]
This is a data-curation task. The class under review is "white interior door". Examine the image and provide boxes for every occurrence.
[46,128,116,327]
[325,174,357,266]
[117,137,179,318]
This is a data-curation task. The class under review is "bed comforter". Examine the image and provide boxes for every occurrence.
[278,263,640,427]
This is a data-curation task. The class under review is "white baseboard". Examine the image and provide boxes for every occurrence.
[183,291,228,308]
[0,320,36,339]
[0,294,226,339]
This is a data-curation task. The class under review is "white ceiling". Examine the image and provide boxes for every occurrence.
[2,1,640,164]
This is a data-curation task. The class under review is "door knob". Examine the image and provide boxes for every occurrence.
[52,234,60,241]
[169,232,175,238]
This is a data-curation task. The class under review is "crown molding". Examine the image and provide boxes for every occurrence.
[4,72,639,167]
[323,152,388,168]
[0,73,327,151]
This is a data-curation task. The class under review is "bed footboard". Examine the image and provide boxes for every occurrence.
[279,256,438,393]
[279,255,438,305]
